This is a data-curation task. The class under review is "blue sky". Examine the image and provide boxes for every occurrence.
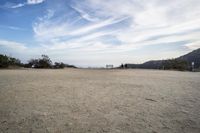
[0,0,200,67]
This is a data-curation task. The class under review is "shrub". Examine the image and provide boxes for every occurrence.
[54,62,65,69]
[27,55,52,68]
[0,54,22,68]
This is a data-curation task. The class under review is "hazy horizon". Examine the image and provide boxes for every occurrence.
[0,0,200,67]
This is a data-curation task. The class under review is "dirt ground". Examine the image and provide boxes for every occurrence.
[0,69,200,133]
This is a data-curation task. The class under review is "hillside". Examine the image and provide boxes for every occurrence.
[178,48,200,68]
[123,48,200,70]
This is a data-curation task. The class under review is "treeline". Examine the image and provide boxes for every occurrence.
[0,54,23,68]
[120,59,190,71]
[0,54,76,69]
[162,59,188,71]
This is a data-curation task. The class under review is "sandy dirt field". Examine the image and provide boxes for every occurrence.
[0,69,200,133]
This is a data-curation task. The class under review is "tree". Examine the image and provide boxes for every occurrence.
[26,59,39,68]
[39,55,52,68]
[162,59,188,71]
[0,54,22,68]
[27,55,52,68]
[0,54,9,68]
[54,62,65,69]
[9,57,21,66]
[120,64,124,68]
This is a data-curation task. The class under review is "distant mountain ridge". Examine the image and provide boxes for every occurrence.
[123,48,200,70]
[178,48,200,68]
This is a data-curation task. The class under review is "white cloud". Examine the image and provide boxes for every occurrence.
[27,0,45,5]
[69,17,127,36]
[0,40,27,50]
[33,13,127,40]
[11,3,26,8]
[71,6,99,22]
[36,0,199,46]
[185,41,200,50]
[9,0,46,8]
[29,0,200,66]
[0,25,25,31]
[116,19,200,45]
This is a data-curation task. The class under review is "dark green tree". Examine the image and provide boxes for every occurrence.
[162,59,188,71]
[54,62,65,69]
[27,55,52,68]
[0,54,22,68]
[0,54,9,68]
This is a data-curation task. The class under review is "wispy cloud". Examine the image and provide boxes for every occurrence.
[27,0,46,5]
[69,17,128,36]
[185,41,200,50]
[0,25,25,31]
[33,8,128,41]
[0,40,27,50]
[70,6,99,22]
[28,0,200,66]
[1,0,200,66]
[11,3,26,8]
[5,0,46,9]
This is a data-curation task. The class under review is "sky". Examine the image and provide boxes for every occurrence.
[0,0,200,67]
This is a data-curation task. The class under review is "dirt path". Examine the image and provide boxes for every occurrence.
[0,69,200,133]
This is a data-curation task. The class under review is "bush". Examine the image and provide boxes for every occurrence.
[54,62,65,69]
[0,54,9,68]
[162,59,188,71]
[27,55,52,68]
[0,54,22,68]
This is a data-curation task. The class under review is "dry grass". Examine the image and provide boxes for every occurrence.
[0,69,200,133]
